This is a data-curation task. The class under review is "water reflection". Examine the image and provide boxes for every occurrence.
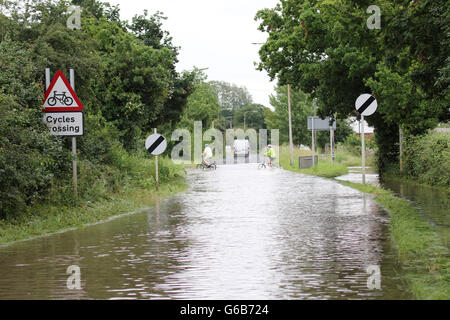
[0,164,411,299]
[381,177,449,250]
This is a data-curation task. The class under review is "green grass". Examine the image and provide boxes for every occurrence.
[278,145,349,178]
[0,156,188,245]
[278,144,449,299]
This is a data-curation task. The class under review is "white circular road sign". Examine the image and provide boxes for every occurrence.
[145,133,167,155]
[355,94,377,116]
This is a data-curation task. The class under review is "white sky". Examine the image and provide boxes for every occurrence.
[103,0,279,107]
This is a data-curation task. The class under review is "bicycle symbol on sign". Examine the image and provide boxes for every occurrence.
[47,91,74,106]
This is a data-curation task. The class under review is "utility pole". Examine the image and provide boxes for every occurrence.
[313,98,317,155]
[288,84,294,166]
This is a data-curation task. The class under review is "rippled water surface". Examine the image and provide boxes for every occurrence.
[0,164,412,299]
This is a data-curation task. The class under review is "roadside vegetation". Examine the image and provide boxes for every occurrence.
[278,133,376,179]
[0,0,268,243]
[0,0,201,243]
[280,138,449,299]
[384,130,450,189]
[338,181,449,300]
[0,154,187,245]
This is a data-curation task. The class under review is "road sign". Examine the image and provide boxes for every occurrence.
[355,94,377,116]
[307,117,336,130]
[145,133,167,155]
[43,112,84,136]
[42,70,83,112]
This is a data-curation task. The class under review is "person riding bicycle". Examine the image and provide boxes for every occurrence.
[264,145,276,167]
[202,144,213,167]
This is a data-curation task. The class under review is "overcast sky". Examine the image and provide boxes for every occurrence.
[103,0,279,107]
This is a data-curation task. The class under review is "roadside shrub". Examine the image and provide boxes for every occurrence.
[77,113,122,165]
[403,131,450,187]
[0,103,69,218]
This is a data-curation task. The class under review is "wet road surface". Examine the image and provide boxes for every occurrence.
[0,164,411,299]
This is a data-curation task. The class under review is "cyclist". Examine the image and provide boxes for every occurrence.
[265,145,276,167]
[202,144,213,167]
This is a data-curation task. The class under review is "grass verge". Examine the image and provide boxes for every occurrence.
[279,144,449,299]
[336,180,449,300]
[0,156,188,246]
[278,145,349,178]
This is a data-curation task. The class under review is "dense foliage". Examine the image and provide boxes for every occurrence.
[0,0,194,217]
[264,85,352,148]
[402,131,450,187]
[255,0,449,171]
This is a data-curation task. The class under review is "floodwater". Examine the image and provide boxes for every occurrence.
[0,164,412,299]
[335,166,380,186]
[381,177,450,251]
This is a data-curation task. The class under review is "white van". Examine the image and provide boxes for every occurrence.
[233,139,249,158]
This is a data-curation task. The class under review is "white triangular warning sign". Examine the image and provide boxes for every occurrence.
[42,70,83,112]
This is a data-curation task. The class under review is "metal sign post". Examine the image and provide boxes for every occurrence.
[330,126,335,165]
[361,116,366,184]
[145,130,167,190]
[307,116,337,167]
[311,115,315,167]
[355,94,377,185]
[154,128,159,190]
[44,68,83,199]
[399,126,403,175]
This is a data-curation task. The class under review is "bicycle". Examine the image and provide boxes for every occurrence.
[47,91,74,106]
[197,160,217,171]
[258,157,281,169]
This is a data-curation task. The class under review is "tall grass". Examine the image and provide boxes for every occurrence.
[0,151,187,244]
[337,180,449,299]
[277,144,370,178]
[402,131,450,187]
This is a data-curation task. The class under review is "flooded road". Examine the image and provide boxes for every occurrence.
[0,164,411,299]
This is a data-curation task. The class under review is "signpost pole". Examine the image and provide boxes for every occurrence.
[287,84,294,166]
[361,116,366,184]
[154,128,159,190]
[332,127,335,165]
[330,126,333,166]
[355,93,377,185]
[69,69,78,198]
[45,68,50,89]
[313,98,317,160]
[399,126,403,175]
[311,116,315,167]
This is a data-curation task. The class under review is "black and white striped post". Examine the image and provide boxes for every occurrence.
[355,94,377,184]
[145,130,167,190]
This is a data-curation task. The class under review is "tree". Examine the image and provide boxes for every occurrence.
[233,104,266,130]
[255,0,449,171]
[180,82,220,129]
[266,85,313,146]
[0,0,195,215]
[209,80,253,111]
[0,39,68,217]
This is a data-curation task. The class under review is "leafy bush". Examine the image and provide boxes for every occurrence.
[403,131,450,187]
[0,103,69,218]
